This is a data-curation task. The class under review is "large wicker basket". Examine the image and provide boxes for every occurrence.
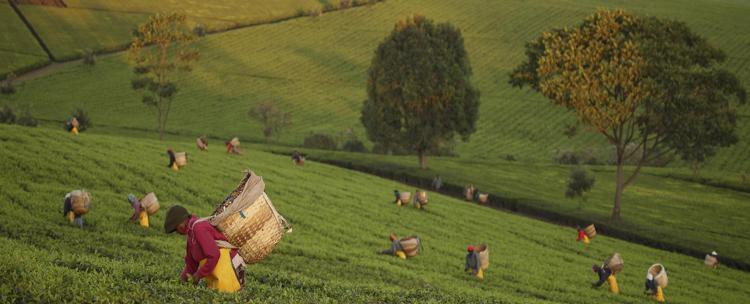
[140,192,159,215]
[605,253,624,274]
[705,255,718,268]
[230,137,241,147]
[70,190,91,215]
[175,152,188,166]
[211,171,290,264]
[584,224,597,238]
[478,193,489,204]
[648,264,668,288]
[399,236,420,257]
[196,138,207,151]
[477,244,490,270]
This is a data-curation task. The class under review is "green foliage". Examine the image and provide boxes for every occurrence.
[248,101,291,141]
[510,9,746,219]
[0,104,16,124]
[565,167,595,208]
[81,49,96,66]
[303,133,337,150]
[15,107,38,127]
[342,138,367,152]
[1,124,750,303]
[1,72,16,95]
[362,15,479,169]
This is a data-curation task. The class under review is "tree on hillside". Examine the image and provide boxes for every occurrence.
[362,15,480,169]
[510,9,746,220]
[565,166,595,210]
[248,101,291,141]
[129,13,199,140]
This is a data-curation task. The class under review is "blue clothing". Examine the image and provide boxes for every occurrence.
[593,266,612,287]
[382,239,403,255]
[465,251,480,273]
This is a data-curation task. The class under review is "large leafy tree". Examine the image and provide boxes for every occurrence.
[510,9,746,220]
[129,13,199,140]
[362,15,480,169]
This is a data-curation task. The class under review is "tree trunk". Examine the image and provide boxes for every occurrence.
[418,150,427,169]
[611,148,624,221]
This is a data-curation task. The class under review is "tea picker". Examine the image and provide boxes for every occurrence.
[196,136,208,151]
[63,190,91,228]
[291,150,305,166]
[167,148,188,171]
[464,244,489,280]
[380,233,421,259]
[645,264,668,302]
[225,137,243,155]
[66,117,79,135]
[591,253,623,294]
[127,193,159,228]
[705,251,719,269]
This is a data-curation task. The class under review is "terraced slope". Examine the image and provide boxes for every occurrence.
[2,0,749,171]
[0,2,48,77]
[1,124,749,303]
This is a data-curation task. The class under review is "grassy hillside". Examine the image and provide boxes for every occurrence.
[0,3,48,77]
[2,0,749,171]
[277,148,750,267]
[16,0,356,61]
[2,124,749,303]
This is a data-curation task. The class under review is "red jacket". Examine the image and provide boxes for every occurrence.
[577,230,586,241]
[181,215,238,280]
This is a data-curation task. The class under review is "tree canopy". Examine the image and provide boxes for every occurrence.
[510,9,746,220]
[362,15,480,168]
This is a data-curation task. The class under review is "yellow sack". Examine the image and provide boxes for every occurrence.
[583,235,590,245]
[476,269,484,280]
[656,286,665,302]
[607,275,619,294]
[71,126,78,135]
[67,211,75,223]
[139,210,149,228]
[396,250,406,260]
[198,248,241,293]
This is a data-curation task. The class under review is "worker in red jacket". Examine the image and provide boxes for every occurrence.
[165,205,245,292]
[576,226,590,245]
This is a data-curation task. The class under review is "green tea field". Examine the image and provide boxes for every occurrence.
[1,124,749,303]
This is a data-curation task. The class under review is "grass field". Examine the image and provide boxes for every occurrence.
[3,0,749,171]
[0,3,48,77]
[1,124,749,303]
[267,148,750,268]
[16,0,352,61]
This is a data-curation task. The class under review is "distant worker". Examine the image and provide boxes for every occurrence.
[225,137,243,155]
[164,205,245,293]
[393,190,401,205]
[196,136,208,151]
[66,117,79,135]
[431,175,443,191]
[127,194,149,228]
[591,264,618,294]
[63,192,84,228]
[380,233,406,259]
[291,150,303,165]
[167,148,178,171]
[705,251,719,269]
[576,226,590,245]
[645,264,667,302]
[465,245,483,280]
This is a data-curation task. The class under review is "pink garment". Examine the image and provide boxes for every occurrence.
[181,215,238,281]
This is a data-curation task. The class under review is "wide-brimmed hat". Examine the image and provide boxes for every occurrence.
[164,205,190,233]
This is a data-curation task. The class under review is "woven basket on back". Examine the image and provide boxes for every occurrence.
[70,190,91,215]
[605,253,624,274]
[70,118,79,128]
[464,185,475,201]
[175,152,187,166]
[584,224,597,238]
[140,192,159,215]
[211,171,290,264]
[399,236,420,257]
[399,192,411,204]
[416,190,428,204]
[196,138,207,151]
[648,264,668,288]
[478,193,489,204]
[477,244,490,270]
[230,137,241,147]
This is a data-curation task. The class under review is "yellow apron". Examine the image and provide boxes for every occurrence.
[607,275,619,294]
[67,211,75,223]
[656,286,665,302]
[71,126,78,135]
[172,163,179,171]
[476,269,484,280]
[396,250,406,260]
[198,248,241,293]
[583,235,590,245]
[139,210,149,228]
